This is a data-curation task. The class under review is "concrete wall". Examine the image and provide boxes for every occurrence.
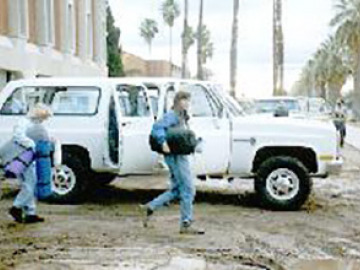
[0,0,108,90]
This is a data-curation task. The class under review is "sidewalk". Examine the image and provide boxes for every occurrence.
[346,124,360,150]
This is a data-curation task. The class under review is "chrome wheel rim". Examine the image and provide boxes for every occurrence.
[266,168,300,201]
[52,165,76,196]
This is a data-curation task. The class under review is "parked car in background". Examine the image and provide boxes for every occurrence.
[298,97,333,121]
[236,98,256,115]
[254,96,303,117]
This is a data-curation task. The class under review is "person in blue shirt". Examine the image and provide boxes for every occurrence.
[141,91,204,235]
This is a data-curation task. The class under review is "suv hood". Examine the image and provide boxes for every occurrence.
[233,114,336,136]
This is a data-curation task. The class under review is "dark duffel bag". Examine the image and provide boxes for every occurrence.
[149,128,197,155]
[166,128,197,155]
[149,134,163,154]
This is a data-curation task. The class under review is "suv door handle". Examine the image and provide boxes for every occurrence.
[121,121,131,127]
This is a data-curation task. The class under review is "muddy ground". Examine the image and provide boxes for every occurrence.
[1,145,360,270]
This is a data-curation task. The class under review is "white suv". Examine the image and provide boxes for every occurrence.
[0,78,343,210]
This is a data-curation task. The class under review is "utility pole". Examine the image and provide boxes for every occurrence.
[197,0,204,80]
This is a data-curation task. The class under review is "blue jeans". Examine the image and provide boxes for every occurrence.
[13,162,37,215]
[148,155,195,224]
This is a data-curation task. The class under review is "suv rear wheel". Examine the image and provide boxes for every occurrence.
[49,151,90,203]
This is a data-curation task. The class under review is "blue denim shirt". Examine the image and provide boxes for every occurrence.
[151,110,180,145]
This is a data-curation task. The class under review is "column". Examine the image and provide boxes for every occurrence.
[77,0,86,59]
[86,0,93,59]
[60,0,76,54]
[36,0,55,46]
[93,0,106,66]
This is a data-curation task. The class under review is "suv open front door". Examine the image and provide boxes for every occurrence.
[115,83,157,174]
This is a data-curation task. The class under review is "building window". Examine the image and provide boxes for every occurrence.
[0,0,8,35]
[28,0,36,43]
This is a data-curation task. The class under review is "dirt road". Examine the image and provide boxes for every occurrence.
[1,145,360,269]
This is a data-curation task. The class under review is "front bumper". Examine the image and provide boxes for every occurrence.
[326,157,343,175]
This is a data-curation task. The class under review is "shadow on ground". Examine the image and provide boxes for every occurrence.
[84,185,260,208]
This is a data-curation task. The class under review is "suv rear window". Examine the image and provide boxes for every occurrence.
[0,86,100,115]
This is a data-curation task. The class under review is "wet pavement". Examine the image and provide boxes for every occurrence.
[347,125,360,150]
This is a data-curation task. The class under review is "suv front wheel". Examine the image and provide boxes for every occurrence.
[255,156,312,211]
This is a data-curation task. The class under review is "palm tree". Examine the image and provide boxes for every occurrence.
[181,0,195,78]
[313,49,328,99]
[197,0,204,80]
[300,59,316,98]
[273,0,284,96]
[320,36,349,104]
[230,0,240,97]
[296,36,349,104]
[139,18,159,55]
[198,25,214,65]
[181,25,195,78]
[330,0,360,117]
[161,0,180,75]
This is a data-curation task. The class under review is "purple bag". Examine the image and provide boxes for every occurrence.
[4,150,34,179]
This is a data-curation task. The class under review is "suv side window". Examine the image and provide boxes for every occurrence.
[186,84,218,117]
[108,96,119,164]
[164,86,175,113]
[51,87,100,115]
[0,86,100,115]
[0,88,30,114]
[117,85,150,117]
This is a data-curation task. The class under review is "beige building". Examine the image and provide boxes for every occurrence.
[0,0,107,89]
[123,52,185,78]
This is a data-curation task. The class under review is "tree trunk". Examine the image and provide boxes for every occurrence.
[181,0,188,78]
[197,0,203,80]
[169,26,172,76]
[320,82,326,99]
[352,49,360,119]
[230,0,239,98]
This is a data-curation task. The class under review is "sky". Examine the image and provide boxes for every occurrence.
[108,0,336,98]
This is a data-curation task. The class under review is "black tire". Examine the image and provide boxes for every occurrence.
[255,156,312,211]
[48,151,90,204]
